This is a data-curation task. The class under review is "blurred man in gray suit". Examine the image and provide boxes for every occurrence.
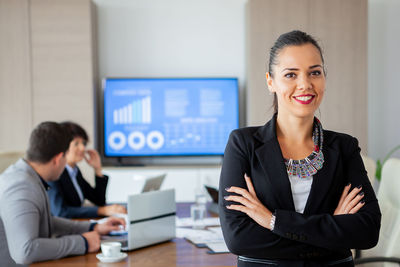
[0,122,125,266]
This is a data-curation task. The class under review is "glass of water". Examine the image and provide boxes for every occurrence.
[190,203,206,229]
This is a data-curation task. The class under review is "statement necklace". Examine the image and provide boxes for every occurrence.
[284,118,324,178]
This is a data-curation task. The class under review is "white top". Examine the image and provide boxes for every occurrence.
[288,174,313,213]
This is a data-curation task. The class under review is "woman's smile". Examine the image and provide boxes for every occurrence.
[293,94,315,104]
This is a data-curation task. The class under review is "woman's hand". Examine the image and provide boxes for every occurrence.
[98,204,127,216]
[84,149,103,176]
[334,183,365,215]
[225,174,273,229]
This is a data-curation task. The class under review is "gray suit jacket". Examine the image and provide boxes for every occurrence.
[0,159,91,266]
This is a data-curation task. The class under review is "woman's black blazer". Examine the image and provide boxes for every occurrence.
[47,168,108,218]
[219,116,381,261]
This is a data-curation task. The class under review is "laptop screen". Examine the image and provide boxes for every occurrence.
[205,185,219,203]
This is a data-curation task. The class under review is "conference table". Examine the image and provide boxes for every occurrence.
[31,203,237,267]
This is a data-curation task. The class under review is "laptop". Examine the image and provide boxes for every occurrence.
[205,185,219,214]
[121,189,176,251]
[141,174,165,193]
[106,173,166,204]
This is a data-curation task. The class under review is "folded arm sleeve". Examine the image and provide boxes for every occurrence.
[47,180,99,218]
[51,216,91,236]
[1,182,86,265]
[273,137,381,250]
[219,130,333,259]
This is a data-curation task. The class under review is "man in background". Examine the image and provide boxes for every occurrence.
[0,122,125,266]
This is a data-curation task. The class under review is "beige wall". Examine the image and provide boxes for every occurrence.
[246,0,368,152]
[0,0,32,151]
[0,0,95,152]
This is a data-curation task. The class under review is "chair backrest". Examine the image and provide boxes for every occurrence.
[362,158,400,263]
[0,151,25,174]
[361,154,376,185]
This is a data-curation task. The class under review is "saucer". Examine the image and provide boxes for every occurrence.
[96,252,127,263]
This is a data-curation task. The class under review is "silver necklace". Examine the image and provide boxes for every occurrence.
[284,118,324,178]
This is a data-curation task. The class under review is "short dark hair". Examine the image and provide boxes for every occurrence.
[60,121,88,143]
[26,122,71,163]
[268,30,325,113]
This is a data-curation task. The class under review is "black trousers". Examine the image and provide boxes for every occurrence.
[237,256,354,267]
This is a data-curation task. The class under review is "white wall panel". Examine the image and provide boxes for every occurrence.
[0,0,32,151]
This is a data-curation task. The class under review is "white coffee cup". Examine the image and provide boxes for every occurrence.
[101,242,121,258]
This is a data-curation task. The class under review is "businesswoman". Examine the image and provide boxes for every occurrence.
[219,30,381,266]
[47,121,126,218]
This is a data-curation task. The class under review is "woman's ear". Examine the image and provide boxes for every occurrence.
[266,72,274,93]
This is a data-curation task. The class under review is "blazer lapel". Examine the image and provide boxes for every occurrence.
[60,169,82,205]
[303,132,339,214]
[254,116,295,211]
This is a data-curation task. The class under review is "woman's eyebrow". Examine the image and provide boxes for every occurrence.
[281,67,299,72]
[281,64,322,72]
[310,64,323,69]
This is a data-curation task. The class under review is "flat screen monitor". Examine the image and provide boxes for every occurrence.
[102,77,239,164]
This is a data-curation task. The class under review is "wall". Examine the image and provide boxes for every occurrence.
[92,0,247,125]
[29,0,95,135]
[92,0,247,200]
[368,0,400,161]
[1,0,399,199]
[93,0,400,170]
[0,0,97,179]
[0,0,32,151]
[246,0,368,153]
[0,0,95,151]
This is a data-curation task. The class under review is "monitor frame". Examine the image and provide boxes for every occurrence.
[98,77,240,166]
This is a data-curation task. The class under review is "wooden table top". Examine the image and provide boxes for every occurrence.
[31,203,237,267]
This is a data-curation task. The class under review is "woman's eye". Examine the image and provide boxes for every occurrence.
[310,70,321,76]
[284,73,296,78]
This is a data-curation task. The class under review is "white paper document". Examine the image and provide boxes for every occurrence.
[176,228,211,239]
[206,242,229,253]
[175,217,220,227]
[176,226,230,253]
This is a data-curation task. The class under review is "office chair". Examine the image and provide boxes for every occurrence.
[361,154,377,187]
[354,158,400,266]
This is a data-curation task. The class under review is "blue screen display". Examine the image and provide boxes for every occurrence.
[103,78,239,157]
